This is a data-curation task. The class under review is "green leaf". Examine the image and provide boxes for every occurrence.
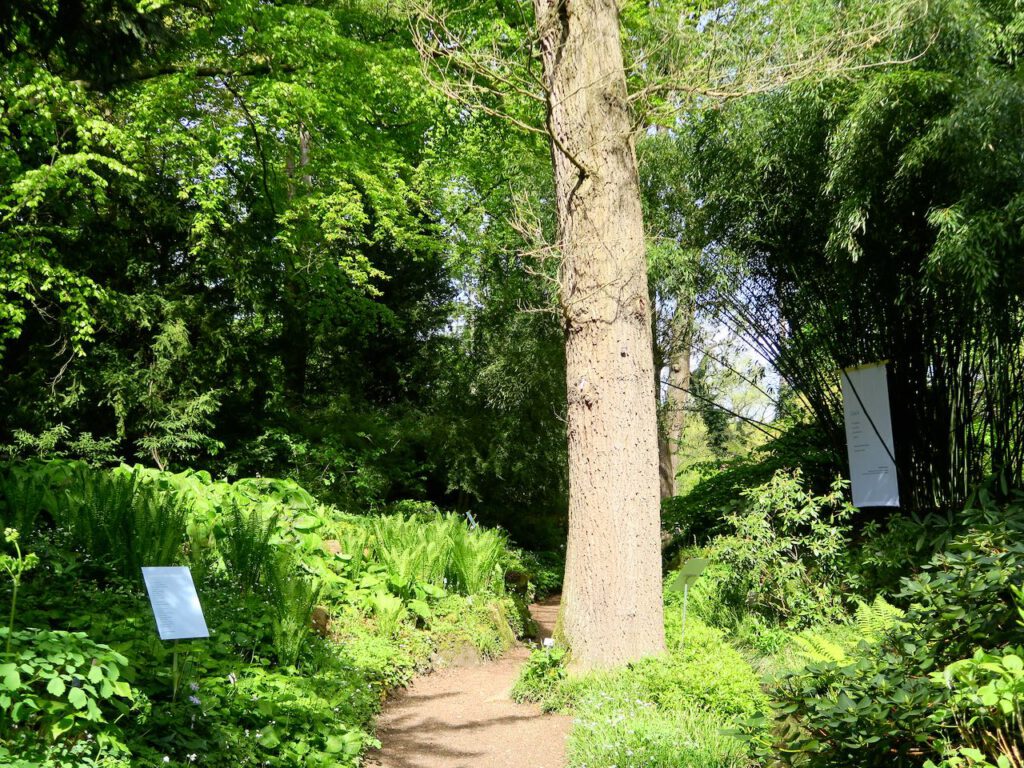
[51,715,75,739]
[68,687,89,709]
[0,664,20,691]
[46,676,67,697]
[1002,654,1023,673]
[88,664,104,684]
[291,515,319,531]
[259,726,281,749]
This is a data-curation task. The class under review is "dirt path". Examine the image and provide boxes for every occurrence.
[365,596,570,768]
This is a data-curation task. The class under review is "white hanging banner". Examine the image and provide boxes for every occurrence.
[841,362,900,508]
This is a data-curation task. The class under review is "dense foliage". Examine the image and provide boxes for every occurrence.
[751,497,1024,768]
[0,0,565,547]
[0,460,532,767]
[3,0,1024,765]
[679,0,1024,515]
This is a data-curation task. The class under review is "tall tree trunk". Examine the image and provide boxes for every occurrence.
[282,123,312,404]
[659,304,693,499]
[535,0,665,669]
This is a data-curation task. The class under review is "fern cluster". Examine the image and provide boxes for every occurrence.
[216,503,280,595]
[50,467,190,580]
[0,471,51,540]
[370,513,509,596]
[792,596,906,665]
[854,595,905,642]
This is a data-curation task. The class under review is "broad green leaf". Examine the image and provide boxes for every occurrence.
[46,676,67,697]
[68,687,89,709]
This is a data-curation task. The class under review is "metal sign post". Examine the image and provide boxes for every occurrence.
[668,558,709,648]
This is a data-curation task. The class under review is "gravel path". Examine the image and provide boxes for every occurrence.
[365,596,570,768]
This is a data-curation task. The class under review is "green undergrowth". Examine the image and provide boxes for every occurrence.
[515,605,766,768]
[660,468,1024,768]
[0,459,530,767]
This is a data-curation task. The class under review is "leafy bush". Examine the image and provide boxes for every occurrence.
[656,613,770,718]
[852,509,961,597]
[662,459,774,546]
[662,422,836,549]
[0,627,137,765]
[752,501,1024,768]
[702,471,855,628]
[511,646,568,704]
[926,645,1024,768]
[516,550,564,600]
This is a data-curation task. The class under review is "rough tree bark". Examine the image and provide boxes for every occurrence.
[658,304,693,499]
[535,0,666,669]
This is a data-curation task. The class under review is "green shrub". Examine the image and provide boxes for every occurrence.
[449,524,507,595]
[662,460,771,546]
[753,501,1024,768]
[516,550,564,599]
[788,596,905,666]
[129,665,380,768]
[662,422,836,549]
[925,645,1024,768]
[512,646,568,704]
[0,628,137,764]
[704,471,855,628]
[852,510,961,597]
[657,614,770,718]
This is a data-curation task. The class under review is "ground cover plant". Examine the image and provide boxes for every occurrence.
[514,602,767,767]
[0,460,530,767]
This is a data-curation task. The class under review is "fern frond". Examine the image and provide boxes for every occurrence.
[855,595,905,642]
[793,631,851,665]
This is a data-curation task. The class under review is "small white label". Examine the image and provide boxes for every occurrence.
[142,566,210,641]
[542,637,555,648]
